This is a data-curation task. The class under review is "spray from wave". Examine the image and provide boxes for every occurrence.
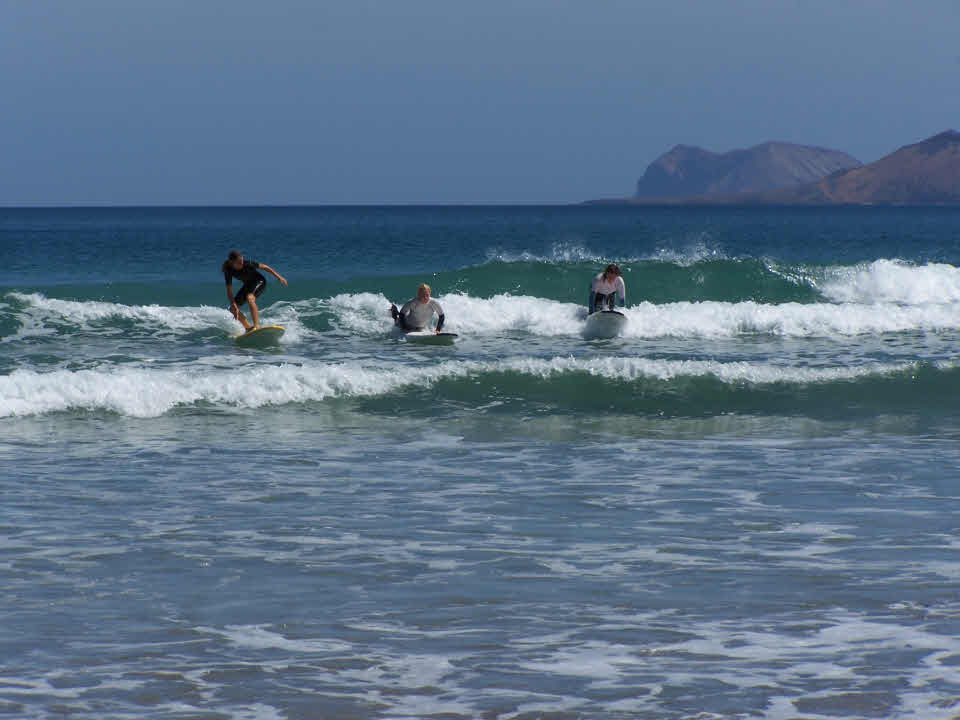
[482,238,730,267]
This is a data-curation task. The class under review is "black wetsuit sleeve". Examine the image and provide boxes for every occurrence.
[436,313,445,332]
[229,260,262,285]
[392,304,409,330]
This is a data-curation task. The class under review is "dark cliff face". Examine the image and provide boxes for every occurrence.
[635,145,721,198]
[635,142,862,198]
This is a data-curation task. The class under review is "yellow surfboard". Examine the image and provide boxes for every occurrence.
[235,325,285,347]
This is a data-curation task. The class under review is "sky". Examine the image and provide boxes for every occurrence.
[2,0,958,205]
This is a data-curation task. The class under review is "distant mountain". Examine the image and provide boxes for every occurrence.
[757,130,960,205]
[634,141,862,198]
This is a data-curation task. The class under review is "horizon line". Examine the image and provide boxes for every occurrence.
[0,201,581,209]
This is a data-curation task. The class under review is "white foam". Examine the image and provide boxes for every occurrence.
[329,290,960,339]
[15,269,960,346]
[330,291,582,337]
[313,260,960,340]
[521,641,642,679]
[8,292,234,332]
[197,625,351,653]
[626,298,960,338]
[435,293,580,336]
[5,292,311,342]
[326,292,401,334]
[821,259,960,305]
[0,355,920,418]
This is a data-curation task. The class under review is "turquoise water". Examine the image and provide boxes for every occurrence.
[2,206,960,719]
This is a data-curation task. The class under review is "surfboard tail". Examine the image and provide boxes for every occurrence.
[235,325,285,347]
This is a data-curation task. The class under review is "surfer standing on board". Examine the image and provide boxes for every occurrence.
[222,250,287,332]
[589,264,626,314]
[390,283,446,333]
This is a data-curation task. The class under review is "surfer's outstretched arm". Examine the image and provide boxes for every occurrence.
[258,264,288,287]
[226,284,251,329]
[226,282,242,319]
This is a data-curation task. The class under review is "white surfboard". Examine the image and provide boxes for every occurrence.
[401,329,459,346]
[390,325,458,345]
[584,310,627,340]
[235,325,285,347]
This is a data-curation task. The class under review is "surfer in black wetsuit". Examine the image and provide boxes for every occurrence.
[222,250,287,331]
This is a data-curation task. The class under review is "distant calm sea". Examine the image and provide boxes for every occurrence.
[3,205,960,719]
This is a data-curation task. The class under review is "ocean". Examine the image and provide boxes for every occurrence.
[2,205,960,719]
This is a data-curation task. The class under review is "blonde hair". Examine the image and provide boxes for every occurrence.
[418,283,431,296]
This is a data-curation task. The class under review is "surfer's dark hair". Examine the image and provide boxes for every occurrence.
[604,263,621,277]
[222,250,242,273]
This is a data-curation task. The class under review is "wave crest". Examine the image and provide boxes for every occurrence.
[0,356,928,418]
[821,260,960,304]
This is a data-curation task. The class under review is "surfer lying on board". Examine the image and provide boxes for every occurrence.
[589,263,626,314]
[222,250,288,332]
[390,283,446,333]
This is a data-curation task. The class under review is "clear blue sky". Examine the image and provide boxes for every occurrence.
[2,0,958,205]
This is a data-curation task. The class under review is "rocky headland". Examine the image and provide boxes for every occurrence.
[634,141,861,198]
[592,131,960,206]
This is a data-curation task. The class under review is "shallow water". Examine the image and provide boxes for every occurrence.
[2,206,960,718]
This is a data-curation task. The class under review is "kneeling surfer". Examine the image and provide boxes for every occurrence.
[589,263,626,314]
[222,250,287,331]
[390,283,445,333]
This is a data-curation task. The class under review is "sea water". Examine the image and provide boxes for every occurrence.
[2,206,960,719]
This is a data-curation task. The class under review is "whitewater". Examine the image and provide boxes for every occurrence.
[6,256,960,419]
[3,205,960,719]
